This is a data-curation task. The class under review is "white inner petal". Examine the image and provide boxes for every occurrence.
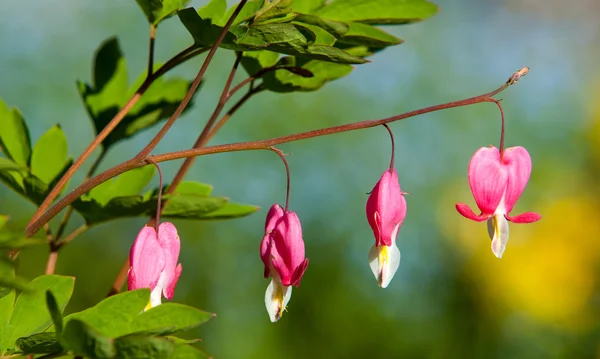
[264,278,292,323]
[147,269,167,310]
[488,214,510,259]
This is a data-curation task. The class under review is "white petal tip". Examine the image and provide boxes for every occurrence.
[368,244,400,289]
[265,279,292,323]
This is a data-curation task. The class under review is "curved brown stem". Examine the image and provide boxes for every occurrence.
[26,69,526,237]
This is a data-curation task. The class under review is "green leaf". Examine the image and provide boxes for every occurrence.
[0,99,31,166]
[131,303,214,335]
[7,275,75,349]
[195,202,260,219]
[46,290,64,334]
[171,181,213,196]
[262,56,353,92]
[61,319,115,359]
[0,259,16,353]
[221,0,265,25]
[197,0,227,25]
[178,9,366,64]
[114,334,175,359]
[15,333,62,355]
[293,14,349,38]
[88,166,155,206]
[241,50,280,76]
[79,38,197,150]
[161,194,228,219]
[293,0,327,13]
[30,124,70,184]
[64,289,150,338]
[253,0,293,24]
[315,0,439,25]
[135,0,190,26]
[0,157,26,172]
[338,22,403,49]
[0,256,32,296]
[171,344,210,359]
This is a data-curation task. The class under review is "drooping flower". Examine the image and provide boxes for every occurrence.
[456,146,541,258]
[366,168,407,288]
[128,222,182,310]
[260,204,309,322]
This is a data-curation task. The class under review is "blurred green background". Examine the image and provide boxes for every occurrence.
[1,0,599,358]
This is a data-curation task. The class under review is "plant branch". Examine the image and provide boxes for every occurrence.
[26,42,208,231]
[162,52,243,199]
[382,124,395,170]
[270,147,291,211]
[131,0,250,162]
[25,69,526,237]
[148,24,156,78]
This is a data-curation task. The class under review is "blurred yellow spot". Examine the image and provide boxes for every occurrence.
[440,184,600,331]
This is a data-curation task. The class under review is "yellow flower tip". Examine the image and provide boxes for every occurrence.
[144,300,153,312]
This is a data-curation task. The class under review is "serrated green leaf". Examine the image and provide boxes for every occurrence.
[131,303,214,335]
[293,0,327,13]
[62,319,115,359]
[135,0,190,26]
[6,275,74,350]
[30,124,69,184]
[46,291,63,334]
[171,344,210,359]
[15,333,62,355]
[339,22,403,49]
[114,334,175,359]
[315,0,439,25]
[0,99,31,166]
[64,289,150,338]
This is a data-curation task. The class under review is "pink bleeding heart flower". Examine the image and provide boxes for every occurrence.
[366,168,407,288]
[260,204,309,322]
[128,222,182,310]
[456,146,541,258]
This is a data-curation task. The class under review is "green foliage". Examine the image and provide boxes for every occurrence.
[77,37,198,150]
[0,99,31,166]
[0,215,45,250]
[135,0,191,26]
[314,0,439,24]
[30,124,69,184]
[197,0,437,92]
[0,102,73,206]
[0,275,74,354]
[72,178,259,225]
[15,332,62,355]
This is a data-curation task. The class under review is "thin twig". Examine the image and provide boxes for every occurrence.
[382,124,395,170]
[269,148,291,211]
[26,44,208,230]
[25,74,522,237]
